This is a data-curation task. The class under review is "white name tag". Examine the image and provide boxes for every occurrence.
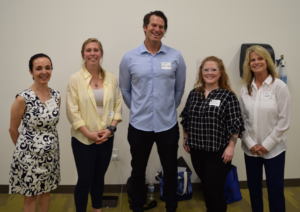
[161,62,171,70]
[45,99,57,111]
[108,110,114,119]
[261,92,271,99]
[209,100,221,106]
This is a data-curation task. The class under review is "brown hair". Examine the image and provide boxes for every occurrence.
[194,56,235,95]
[242,45,279,95]
[81,38,105,80]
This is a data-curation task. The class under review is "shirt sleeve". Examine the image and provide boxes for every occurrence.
[179,90,192,131]
[175,54,186,108]
[239,88,257,150]
[119,53,132,109]
[225,92,245,140]
[262,84,291,151]
[66,74,86,130]
[112,75,123,122]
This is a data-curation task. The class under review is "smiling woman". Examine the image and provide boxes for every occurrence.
[8,53,61,212]
[66,38,122,212]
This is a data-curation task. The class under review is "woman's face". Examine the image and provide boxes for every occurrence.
[30,57,52,84]
[202,61,221,87]
[83,42,102,67]
[249,51,268,75]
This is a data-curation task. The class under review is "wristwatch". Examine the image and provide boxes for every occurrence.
[107,126,117,136]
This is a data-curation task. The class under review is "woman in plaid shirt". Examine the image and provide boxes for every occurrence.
[180,56,244,212]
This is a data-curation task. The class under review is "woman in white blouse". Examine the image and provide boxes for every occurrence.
[239,45,291,212]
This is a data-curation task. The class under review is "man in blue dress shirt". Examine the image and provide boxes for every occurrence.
[119,10,186,212]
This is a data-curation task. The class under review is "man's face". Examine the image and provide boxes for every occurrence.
[143,15,165,44]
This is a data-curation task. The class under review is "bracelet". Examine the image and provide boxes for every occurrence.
[107,126,117,136]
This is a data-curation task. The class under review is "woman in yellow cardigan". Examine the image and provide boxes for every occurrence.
[66,38,122,212]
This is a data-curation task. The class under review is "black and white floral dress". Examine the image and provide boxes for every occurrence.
[9,88,60,196]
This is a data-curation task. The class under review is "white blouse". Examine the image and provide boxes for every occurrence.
[239,75,291,159]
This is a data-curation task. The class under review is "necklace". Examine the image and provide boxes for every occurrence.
[95,83,98,87]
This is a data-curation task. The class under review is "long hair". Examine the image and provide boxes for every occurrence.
[243,45,279,95]
[194,56,235,95]
[81,38,105,80]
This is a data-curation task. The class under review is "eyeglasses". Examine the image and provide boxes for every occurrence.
[202,68,218,72]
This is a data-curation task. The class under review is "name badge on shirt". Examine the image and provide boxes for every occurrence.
[108,110,114,119]
[261,92,271,99]
[161,62,171,70]
[45,99,57,111]
[209,100,221,106]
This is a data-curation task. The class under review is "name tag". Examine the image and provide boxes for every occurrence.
[108,110,114,119]
[45,99,57,111]
[261,92,271,99]
[209,100,221,106]
[161,62,171,70]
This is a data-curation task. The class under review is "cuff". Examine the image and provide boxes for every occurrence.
[244,136,257,150]
[72,120,86,130]
[262,136,277,151]
[113,113,122,123]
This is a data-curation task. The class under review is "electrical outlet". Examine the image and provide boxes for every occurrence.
[112,149,118,161]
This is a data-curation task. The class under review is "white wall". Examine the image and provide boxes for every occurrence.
[0,0,299,186]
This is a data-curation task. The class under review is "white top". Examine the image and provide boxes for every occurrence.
[239,75,291,159]
[92,88,104,118]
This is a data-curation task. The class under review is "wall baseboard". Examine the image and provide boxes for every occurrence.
[1,179,299,194]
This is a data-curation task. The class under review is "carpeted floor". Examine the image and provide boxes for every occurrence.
[0,187,299,212]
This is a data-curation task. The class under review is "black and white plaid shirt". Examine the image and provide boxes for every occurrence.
[180,88,244,152]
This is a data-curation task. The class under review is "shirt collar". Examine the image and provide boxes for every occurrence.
[140,42,167,54]
[251,74,272,89]
[81,67,107,86]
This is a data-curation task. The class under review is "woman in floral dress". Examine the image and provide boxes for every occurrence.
[9,53,61,212]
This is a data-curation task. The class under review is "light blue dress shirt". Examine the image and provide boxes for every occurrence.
[119,43,186,132]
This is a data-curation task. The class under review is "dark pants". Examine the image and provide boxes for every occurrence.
[71,136,114,212]
[245,151,286,212]
[128,123,179,212]
[190,148,231,212]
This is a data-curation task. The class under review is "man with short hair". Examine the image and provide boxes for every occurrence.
[119,11,186,212]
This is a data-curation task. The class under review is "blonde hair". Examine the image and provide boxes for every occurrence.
[243,45,279,95]
[81,38,105,80]
[194,56,235,96]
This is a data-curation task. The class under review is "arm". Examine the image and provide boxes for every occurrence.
[119,54,132,109]
[175,54,186,108]
[222,134,238,163]
[58,95,61,109]
[261,85,291,151]
[66,75,101,143]
[9,96,26,145]
[223,93,245,163]
[179,91,192,153]
[182,128,190,154]
[96,76,123,144]
[239,89,257,151]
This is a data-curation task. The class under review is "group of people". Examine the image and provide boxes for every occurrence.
[8,10,291,212]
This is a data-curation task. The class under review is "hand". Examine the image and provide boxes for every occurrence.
[250,145,259,155]
[222,145,234,163]
[87,131,102,143]
[255,145,269,155]
[95,129,111,145]
[183,138,190,154]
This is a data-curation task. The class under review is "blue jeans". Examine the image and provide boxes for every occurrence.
[72,136,114,212]
[245,151,286,212]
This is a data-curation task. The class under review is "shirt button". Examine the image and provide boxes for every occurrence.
[153,89,156,91]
